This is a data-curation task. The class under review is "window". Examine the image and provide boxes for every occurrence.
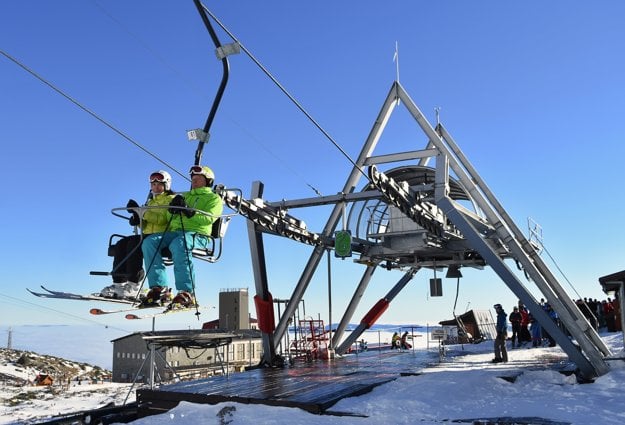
[237,343,245,360]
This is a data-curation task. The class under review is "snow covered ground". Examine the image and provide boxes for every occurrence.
[1,327,624,424]
[0,381,134,424]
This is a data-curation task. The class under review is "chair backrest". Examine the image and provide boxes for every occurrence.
[210,217,222,238]
[107,234,129,257]
[161,215,232,264]
[211,216,231,239]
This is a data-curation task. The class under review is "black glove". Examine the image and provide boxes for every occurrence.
[126,199,139,212]
[168,195,186,214]
[184,209,195,218]
[126,199,140,225]
[129,214,140,226]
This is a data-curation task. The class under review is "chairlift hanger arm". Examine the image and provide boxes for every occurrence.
[193,0,231,166]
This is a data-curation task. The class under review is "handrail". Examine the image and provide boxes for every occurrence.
[111,205,237,229]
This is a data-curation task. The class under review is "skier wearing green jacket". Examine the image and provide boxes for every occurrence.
[141,165,223,308]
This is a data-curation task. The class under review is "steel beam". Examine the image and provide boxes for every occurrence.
[332,264,378,349]
[392,82,609,377]
[271,82,402,348]
[335,268,418,354]
[246,181,277,366]
[437,123,610,358]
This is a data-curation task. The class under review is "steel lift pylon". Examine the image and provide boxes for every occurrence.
[222,81,610,379]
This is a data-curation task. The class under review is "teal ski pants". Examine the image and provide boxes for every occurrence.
[142,231,209,293]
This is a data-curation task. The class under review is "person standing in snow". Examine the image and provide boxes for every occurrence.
[530,314,543,347]
[508,306,522,348]
[518,301,531,344]
[542,303,557,347]
[492,304,508,363]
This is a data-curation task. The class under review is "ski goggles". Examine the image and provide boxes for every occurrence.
[189,165,204,175]
[149,172,167,183]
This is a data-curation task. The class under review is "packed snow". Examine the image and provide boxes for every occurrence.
[1,326,624,424]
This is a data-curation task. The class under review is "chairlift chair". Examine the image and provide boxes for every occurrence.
[91,205,233,279]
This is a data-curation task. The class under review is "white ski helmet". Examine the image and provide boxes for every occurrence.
[149,170,172,191]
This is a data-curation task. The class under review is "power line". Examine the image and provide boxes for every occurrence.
[0,49,189,183]
[4,4,354,197]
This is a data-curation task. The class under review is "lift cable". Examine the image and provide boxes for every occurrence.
[92,0,323,196]
[91,0,203,97]
[538,243,584,301]
[526,217,585,300]
[5,5,323,197]
[235,123,324,197]
[200,4,369,182]
[4,5,366,194]
[0,49,189,183]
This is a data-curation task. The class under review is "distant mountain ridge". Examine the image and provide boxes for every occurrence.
[0,347,109,387]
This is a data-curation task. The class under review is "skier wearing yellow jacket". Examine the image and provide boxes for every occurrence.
[141,165,223,308]
[100,170,175,299]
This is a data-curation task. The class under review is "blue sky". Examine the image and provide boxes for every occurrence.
[1,1,624,330]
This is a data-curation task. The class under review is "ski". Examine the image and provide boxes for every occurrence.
[90,306,144,315]
[27,285,137,305]
[125,305,211,320]
[89,301,171,315]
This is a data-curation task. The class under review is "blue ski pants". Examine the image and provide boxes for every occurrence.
[141,231,209,293]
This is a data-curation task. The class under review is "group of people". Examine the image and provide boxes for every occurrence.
[495,295,621,362]
[391,331,412,350]
[493,300,556,363]
[507,300,557,349]
[575,297,621,333]
[99,165,223,308]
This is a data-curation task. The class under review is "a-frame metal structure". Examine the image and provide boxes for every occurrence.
[222,81,611,379]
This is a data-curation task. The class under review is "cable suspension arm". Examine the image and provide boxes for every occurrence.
[193,0,231,166]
